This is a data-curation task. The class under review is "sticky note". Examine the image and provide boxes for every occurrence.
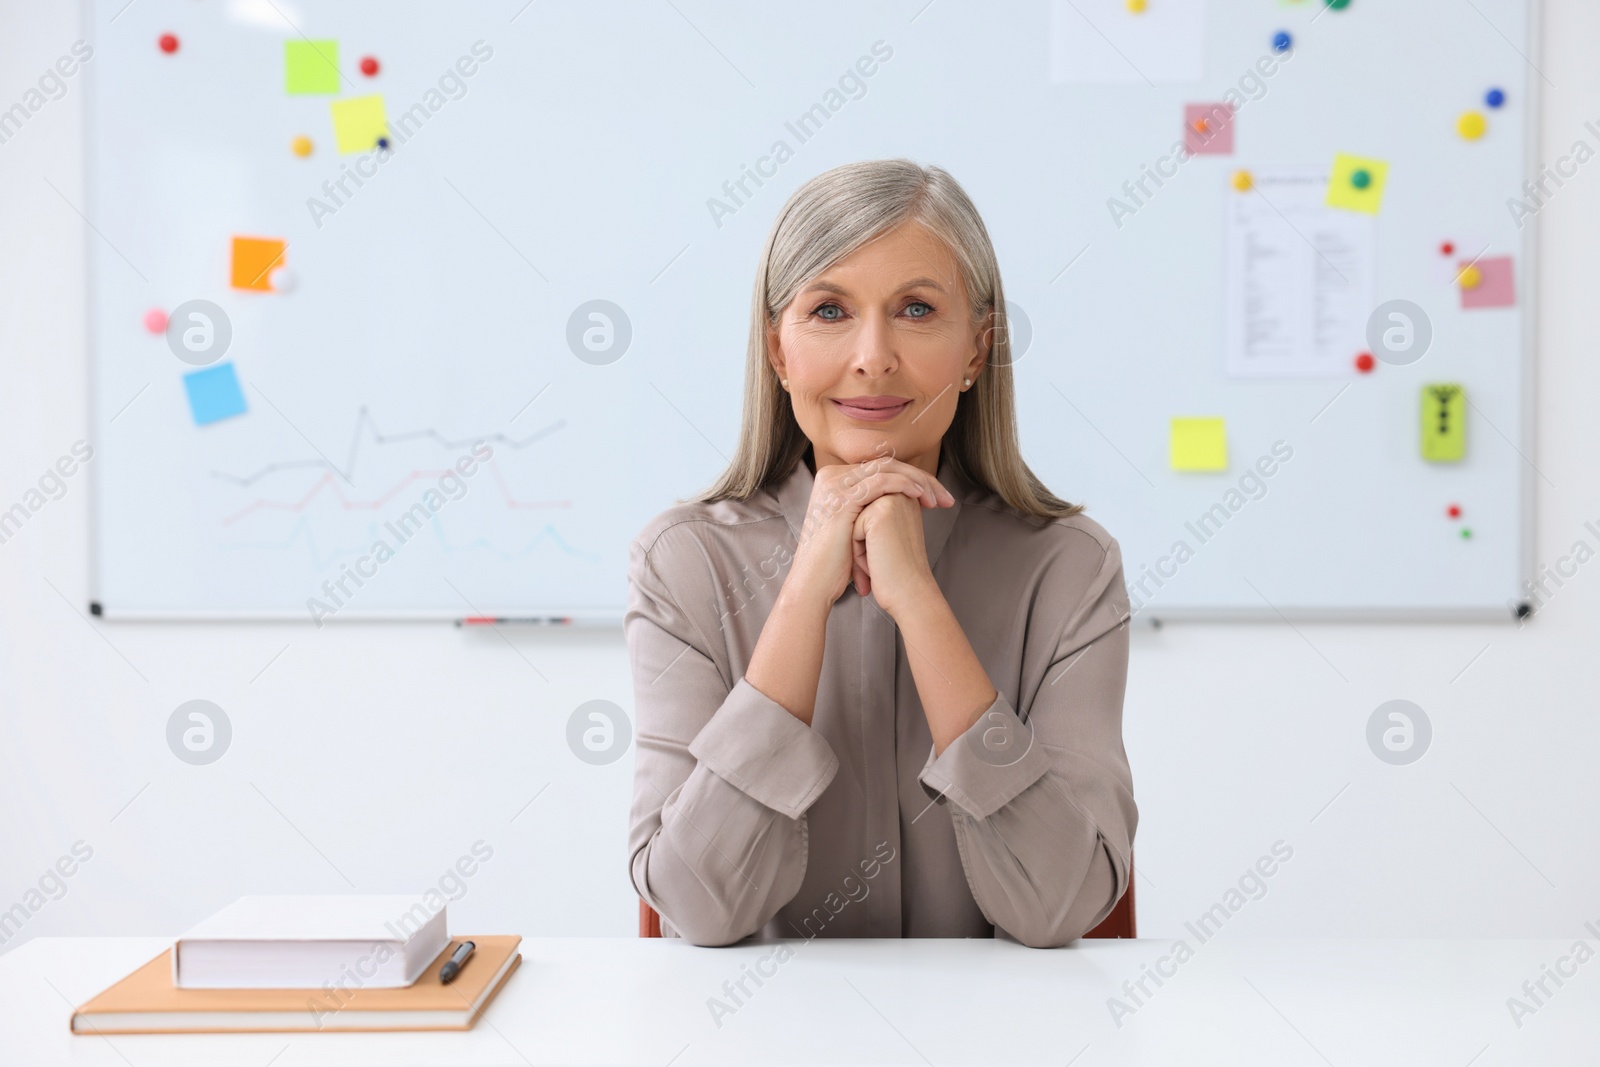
[183,362,248,426]
[330,94,388,154]
[1459,255,1516,309]
[285,40,340,95]
[1170,417,1227,471]
[1183,103,1234,155]
[230,236,287,291]
[1421,384,1465,462]
[1326,153,1389,214]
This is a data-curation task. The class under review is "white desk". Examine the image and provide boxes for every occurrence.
[1,936,1593,1065]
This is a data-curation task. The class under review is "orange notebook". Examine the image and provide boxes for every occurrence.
[71,935,521,1034]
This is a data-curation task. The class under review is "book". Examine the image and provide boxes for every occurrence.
[174,895,449,989]
[71,935,521,1034]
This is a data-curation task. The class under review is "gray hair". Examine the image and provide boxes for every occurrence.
[688,158,1082,521]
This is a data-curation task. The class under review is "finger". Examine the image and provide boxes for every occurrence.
[857,456,955,505]
[845,470,947,511]
[840,457,948,503]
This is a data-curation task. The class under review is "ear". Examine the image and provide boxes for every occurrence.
[765,318,786,382]
[967,303,995,382]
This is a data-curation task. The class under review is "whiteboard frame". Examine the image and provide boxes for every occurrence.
[80,0,1542,625]
[1137,0,1543,627]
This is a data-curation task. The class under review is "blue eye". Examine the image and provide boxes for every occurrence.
[809,300,933,321]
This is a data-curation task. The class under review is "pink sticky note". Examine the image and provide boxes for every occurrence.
[1184,102,1234,155]
[1460,255,1516,309]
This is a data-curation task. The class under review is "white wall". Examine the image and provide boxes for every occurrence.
[2,1,1597,955]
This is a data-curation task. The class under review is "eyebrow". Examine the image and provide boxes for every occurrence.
[800,276,949,298]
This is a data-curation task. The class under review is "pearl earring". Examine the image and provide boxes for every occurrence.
[781,379,789,389]
[963,377,971,389]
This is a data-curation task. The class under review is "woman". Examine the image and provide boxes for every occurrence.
[625,159,1135,948]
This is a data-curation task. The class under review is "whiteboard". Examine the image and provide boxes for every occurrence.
[85,0,1538,621]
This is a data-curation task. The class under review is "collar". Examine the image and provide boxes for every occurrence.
[772,449,967,571]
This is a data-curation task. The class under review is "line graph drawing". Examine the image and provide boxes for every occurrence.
[432,518,602,564]
[210,407,567,487]
[219,460,571,526]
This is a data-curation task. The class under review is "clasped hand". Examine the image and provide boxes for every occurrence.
[791,455,953,620]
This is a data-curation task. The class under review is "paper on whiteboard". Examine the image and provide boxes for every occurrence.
[1224,166,1376,378]
[1048,0,1205,84]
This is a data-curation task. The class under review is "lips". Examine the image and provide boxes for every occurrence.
[831,396,912,422]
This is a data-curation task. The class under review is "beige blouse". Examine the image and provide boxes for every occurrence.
[624,447,1136,947]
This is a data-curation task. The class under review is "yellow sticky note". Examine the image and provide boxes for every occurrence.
[330,94,388,154]
[230,236,287,291]
[1326,153,1389,214]
[1170,417,1228,471]
[285,40,340,95]
[1421,384,1466,462]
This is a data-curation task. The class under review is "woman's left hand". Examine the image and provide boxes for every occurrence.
[852,492,945,619]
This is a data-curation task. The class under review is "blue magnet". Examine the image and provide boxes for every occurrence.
[1485,87,1506,109]
[1272,30,1292,53]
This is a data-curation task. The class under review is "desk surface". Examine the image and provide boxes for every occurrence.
[1,936,1593,1065]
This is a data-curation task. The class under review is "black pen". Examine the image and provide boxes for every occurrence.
[439,940,475,984]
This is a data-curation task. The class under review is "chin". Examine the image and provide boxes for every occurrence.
[832,434,911,465]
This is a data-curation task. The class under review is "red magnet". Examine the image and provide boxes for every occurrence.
[1447,504,1462,519]
[158,33,179,54]
[1354,351,1375,373]
[359,56,380,76]
[1440,241,1454,256]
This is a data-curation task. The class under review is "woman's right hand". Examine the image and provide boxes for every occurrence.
[785,454,954,608]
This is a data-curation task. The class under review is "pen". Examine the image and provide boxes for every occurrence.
[439,940,475,984]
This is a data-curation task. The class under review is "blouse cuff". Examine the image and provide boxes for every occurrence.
[918,690,1052,819]
[688,676,840,820]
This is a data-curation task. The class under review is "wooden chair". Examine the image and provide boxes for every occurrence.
[639,854,1136,939]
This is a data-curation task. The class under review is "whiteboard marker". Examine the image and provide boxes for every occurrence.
[455,616,572,626]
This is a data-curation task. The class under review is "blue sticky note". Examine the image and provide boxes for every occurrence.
[183,362,248,426]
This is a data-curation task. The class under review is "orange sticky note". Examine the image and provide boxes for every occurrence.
[230,236,287,291]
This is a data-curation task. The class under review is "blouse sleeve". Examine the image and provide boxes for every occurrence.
[624,530,840,947]
[916,532,1137,948]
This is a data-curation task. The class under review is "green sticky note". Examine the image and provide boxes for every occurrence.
[330,94,388,153]
[1170,417,1228,471]
[1421,384,1465,462]
[285,40,340,95]
[1326,152,1389,214]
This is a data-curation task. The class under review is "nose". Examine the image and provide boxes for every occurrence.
[848,308,898,378]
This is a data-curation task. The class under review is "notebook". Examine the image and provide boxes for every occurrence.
[174,895,450,989]
[71,935,521,1033]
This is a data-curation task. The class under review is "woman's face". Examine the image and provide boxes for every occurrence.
[767,221,990,476]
